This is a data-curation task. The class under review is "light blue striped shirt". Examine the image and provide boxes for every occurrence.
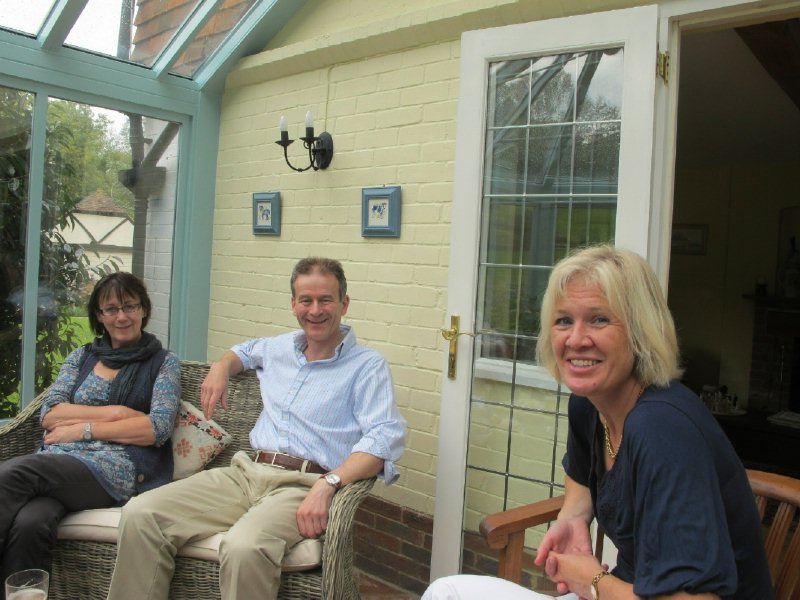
[232,325,406,484]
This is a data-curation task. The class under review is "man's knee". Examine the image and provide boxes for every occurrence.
[119,492,162,532]
[219,533,286,569]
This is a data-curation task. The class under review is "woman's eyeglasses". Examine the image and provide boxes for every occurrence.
[98,303,142,317]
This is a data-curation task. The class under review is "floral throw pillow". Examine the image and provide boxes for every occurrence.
[171,400,232,479]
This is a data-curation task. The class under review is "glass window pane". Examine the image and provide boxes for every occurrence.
[170,0,258,78]
[486,127,526,195]
[574,122,620,193]
[577,48,623,122]
[0,85,34,418]
[466,46,624,537]
[65,0,130,59]
[34,98,178,398]
[0,0,54,36]
[530,54,578,124]
[526,124,574,195]
[489,59,532,129]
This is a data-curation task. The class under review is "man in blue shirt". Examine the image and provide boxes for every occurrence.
[107,257,406,600]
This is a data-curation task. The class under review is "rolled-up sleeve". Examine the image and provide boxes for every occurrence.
[351,356,406,484]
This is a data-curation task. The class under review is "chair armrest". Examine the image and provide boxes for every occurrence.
[322,477,376,600]
[0,392,46,461]
[479,495,565,584]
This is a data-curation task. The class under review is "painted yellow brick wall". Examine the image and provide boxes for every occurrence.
[211,36,461,514]
[210,0,651,517]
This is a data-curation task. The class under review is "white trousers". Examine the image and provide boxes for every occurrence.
[421,575,579,600]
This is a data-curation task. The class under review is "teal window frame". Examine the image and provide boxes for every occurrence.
[0,30,218,406]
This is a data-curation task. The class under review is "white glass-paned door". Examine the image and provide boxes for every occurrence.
[431,5,658,581]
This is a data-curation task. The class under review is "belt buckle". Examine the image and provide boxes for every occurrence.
[270,452,287,470]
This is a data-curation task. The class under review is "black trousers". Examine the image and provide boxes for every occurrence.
[0,453,115,583]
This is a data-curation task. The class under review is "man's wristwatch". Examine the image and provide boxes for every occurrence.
[322,472,342,490]
[83,422,93,442]
[590,570,610,600]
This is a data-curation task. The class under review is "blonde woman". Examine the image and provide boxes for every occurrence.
[424,246,772,600]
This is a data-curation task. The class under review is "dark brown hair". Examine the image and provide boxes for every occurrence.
[87,272,151,336]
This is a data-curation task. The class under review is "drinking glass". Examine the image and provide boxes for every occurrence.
[5,569,49,600]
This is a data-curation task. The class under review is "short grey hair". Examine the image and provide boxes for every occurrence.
[290,257,347,300]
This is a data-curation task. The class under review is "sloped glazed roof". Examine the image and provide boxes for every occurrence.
[0,0,306,91]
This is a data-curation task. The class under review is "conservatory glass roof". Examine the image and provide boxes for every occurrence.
[0,0,303,88]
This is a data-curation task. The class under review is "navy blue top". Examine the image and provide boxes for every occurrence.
[564,381,773,599]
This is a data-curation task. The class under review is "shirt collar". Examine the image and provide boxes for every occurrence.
[293,324,353,361]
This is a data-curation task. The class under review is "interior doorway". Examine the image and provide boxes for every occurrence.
[668,15,800,475]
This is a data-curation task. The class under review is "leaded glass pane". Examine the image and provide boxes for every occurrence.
[463,47,623,550]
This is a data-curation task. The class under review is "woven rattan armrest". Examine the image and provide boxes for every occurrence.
[0,391,46,461]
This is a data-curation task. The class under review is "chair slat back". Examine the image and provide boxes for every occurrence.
[747,469,800,600]
[481,468,800,599]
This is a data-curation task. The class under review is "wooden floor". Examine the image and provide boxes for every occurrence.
[359,572,421,599]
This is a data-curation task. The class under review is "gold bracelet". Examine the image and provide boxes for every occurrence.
[590,570,610,600]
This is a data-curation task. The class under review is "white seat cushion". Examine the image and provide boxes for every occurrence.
[57,508,322,572]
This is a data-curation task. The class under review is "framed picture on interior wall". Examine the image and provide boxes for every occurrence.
[361,185,401,237]
[671,224,708,255]
[253,192,281,235]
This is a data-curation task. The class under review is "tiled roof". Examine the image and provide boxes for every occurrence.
[76,190,127,216]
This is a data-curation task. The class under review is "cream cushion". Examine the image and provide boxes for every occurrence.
[57,508,323,572]
[171,401,233,479]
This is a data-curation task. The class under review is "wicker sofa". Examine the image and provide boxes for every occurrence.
[0,360,375,600]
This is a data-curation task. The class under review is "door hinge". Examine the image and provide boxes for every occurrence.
[657,50,669,84]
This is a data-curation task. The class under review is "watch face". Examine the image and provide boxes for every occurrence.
[325,473,341,488]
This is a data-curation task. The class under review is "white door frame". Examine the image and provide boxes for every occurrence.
[430,5,660,579]
[430,0,800,582]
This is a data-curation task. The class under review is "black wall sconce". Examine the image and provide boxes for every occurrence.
[275,112,333,172]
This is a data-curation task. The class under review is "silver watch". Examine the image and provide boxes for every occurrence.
[322,472,342,490]
[82,422,92,442]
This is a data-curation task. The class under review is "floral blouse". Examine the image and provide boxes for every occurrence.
[39,345,181,502]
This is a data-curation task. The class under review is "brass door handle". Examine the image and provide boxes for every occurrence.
[441,315,474,379]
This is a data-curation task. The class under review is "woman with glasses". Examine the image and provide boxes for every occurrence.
[0,272,180,584]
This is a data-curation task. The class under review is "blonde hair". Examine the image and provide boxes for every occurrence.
[536,245,683,388]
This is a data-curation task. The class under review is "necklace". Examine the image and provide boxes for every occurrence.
[602,385,646,460]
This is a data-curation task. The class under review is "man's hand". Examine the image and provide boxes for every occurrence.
[200,361,232,419]
[296,478,336,538]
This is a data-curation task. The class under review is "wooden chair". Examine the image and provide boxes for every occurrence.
[480,469,800,599]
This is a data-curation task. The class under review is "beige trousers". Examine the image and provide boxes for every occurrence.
[106,451,320,600]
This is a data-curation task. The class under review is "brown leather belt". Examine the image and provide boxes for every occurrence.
[252,451,325,474]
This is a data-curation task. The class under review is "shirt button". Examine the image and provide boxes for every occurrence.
[137,474,145,483]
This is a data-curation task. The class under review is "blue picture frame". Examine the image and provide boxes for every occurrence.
[361,186,401,237]
[253,192,281,235]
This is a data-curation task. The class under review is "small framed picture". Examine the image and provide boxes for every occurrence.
[253,192,281,235]
[361,186,401,237]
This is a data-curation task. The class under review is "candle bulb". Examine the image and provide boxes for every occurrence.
[304,111,314,140]
[279,115,289,143]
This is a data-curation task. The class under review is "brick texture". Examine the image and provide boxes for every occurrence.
[355,495,558,596]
